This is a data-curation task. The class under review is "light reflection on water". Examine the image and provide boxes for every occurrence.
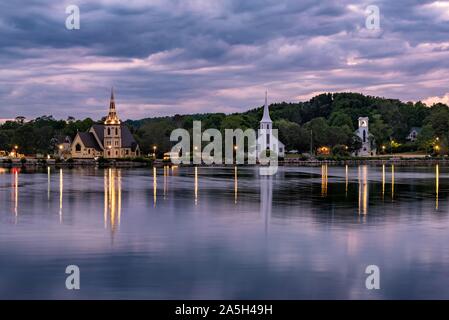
[0,165,449,299]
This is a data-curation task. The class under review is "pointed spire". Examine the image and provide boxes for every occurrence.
[261,90,272,123]
[105,87,120,125]
[109,87,115,110]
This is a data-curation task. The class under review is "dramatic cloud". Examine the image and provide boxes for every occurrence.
[1,0,449,119]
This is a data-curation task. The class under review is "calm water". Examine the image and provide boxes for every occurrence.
[0,165,448,299]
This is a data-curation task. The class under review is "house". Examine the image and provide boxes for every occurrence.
[406,127,421,142]
[352,117,376,157]
[70,89,141,159]
[256,91,285,158]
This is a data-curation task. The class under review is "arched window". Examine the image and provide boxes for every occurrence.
[363,130,366,143]
[115,128,118,135]
[107,128,111,136]
[75,144,81,152]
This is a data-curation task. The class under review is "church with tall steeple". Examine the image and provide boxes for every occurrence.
[70,89,141,159]
[257,91,285,158]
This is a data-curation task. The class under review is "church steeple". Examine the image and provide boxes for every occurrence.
[105,87,120,125]
[261,90,272,123]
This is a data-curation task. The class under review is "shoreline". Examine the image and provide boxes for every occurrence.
[1,157,448,168]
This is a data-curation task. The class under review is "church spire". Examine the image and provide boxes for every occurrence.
[261,90,272,123]
[105,87,120,125]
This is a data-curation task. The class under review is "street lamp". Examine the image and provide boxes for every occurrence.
[153,145,157,158]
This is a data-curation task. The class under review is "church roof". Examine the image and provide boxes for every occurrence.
[92,124,105,142]
[90,124,139,151]
[121,125,139,151]
[78,132,102,151]
[261,91,272,123]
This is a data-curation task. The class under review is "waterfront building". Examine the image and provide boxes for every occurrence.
[353,117,376,156]
[70,89,141,159]
[257,91,285,158]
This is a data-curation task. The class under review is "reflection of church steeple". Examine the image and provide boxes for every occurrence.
[260,175,273,233]
[104,168,122,240]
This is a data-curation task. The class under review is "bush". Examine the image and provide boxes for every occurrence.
[332,144,350,157]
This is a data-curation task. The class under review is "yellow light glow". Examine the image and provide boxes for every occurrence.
[436,164,439,210]
[153,167,157,206]
[321,164,328,197]
[194,167,198,205]
[234,166,238,204]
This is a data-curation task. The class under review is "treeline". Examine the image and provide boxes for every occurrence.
[1,92,448,155]
[129,92,438,155]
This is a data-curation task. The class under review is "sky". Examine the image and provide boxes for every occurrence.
[1,0,449,121]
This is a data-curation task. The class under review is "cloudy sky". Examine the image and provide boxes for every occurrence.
[1,0,449,120]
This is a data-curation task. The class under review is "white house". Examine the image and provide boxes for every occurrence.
[257,91,285,158]
[353,117,376,157]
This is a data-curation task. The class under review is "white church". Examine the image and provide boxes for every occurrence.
[257,92,285,158]
[353,117,376,157]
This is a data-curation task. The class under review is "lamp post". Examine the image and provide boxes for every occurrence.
[153,146,157,159]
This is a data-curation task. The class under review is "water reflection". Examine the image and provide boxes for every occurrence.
[195,167,198,205]
[234,166,238,204]
[11,168,19,221]
[163,166,168,199]
[47,166,51,201]
[321,164,328,197]
[391,164,395,200]
[358,165,368,215]
[59,168,63,223]
[260,175,272,233]
[3,166,449,299]
[436,164,439,210]
[104,168,122,236]
[345,165,348,197]
[153,167,157,207]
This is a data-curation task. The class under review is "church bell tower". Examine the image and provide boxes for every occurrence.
[104,88,122,158]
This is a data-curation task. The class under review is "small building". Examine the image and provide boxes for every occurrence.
[70,89,141,159]
[406,127,421,142]
[353,117,376,157]
[257,91,285,158]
